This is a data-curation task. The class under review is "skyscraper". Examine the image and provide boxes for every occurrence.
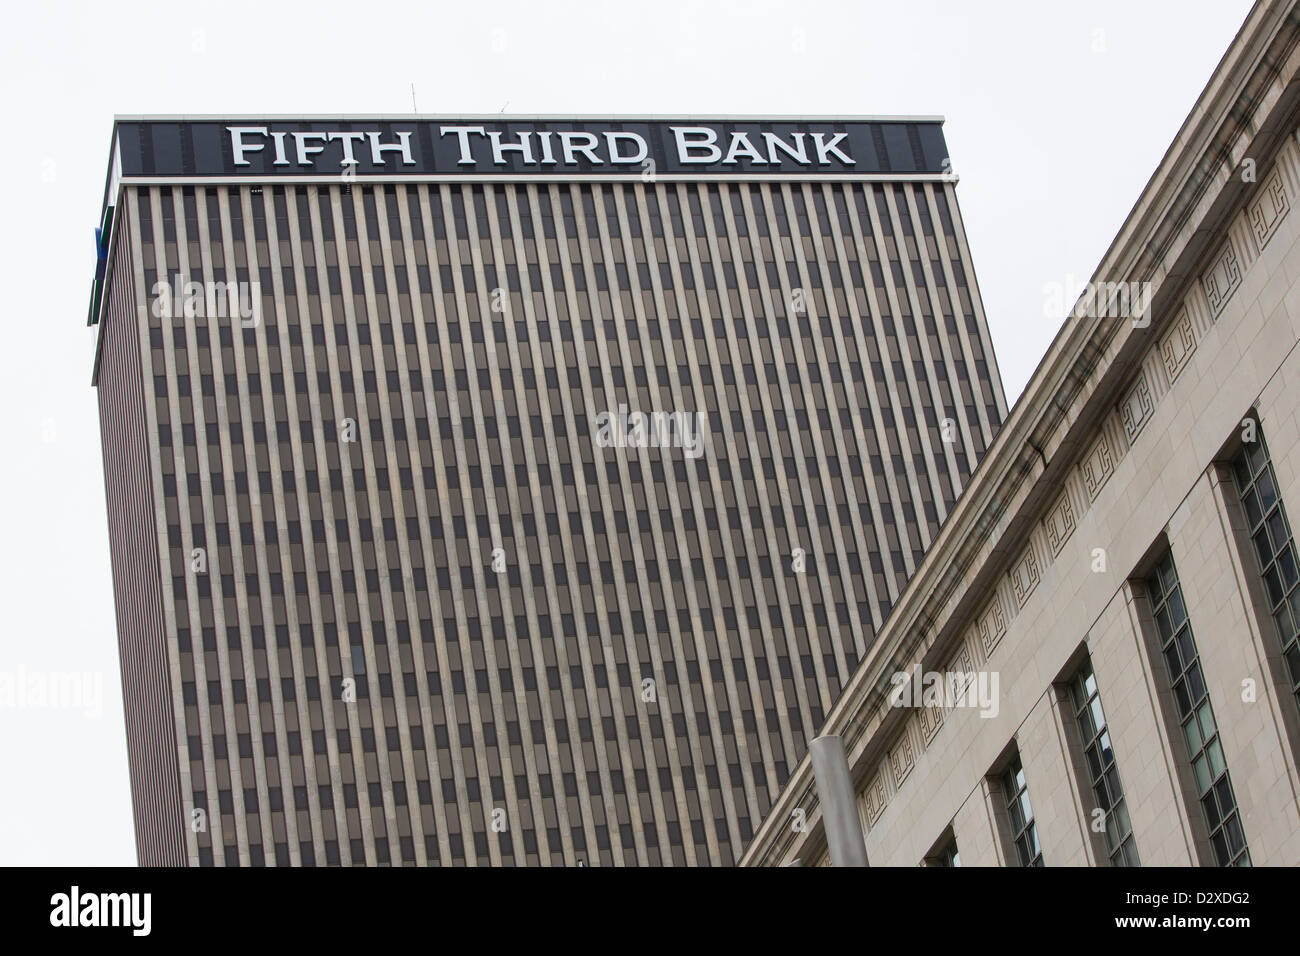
[91,117,1006,865]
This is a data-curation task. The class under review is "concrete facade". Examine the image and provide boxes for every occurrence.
[742,1,1300,867]
[91,120,1006,865]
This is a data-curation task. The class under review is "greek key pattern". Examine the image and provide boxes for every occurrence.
[976,596,1008,656]
[1044,489,1077,556]
[1250,169,1289,248]
[1081,433,1114,501]
[1010,545,1041,608]
[1202,241,1241,317]
[863,771,888,825]
[1120,374,1154,443]
[918,701,944,742]
[889,733,915,787]
[1160,308,1197,382]
[947,643,974,712]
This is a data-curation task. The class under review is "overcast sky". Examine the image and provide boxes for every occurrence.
[0,0,1255,865]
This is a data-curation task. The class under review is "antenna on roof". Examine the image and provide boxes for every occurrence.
[500,101,509,113]
[411,83,418,113]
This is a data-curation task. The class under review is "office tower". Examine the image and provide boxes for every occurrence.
[90,117,1006,865]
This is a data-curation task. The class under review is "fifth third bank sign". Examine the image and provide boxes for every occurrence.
[90,115,1006,866]
[112,117,950,177]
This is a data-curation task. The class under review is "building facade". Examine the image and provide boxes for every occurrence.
[741,1,1300,868]
[90,118,1007,865]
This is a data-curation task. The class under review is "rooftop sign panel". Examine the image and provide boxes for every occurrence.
[110,117,950,181]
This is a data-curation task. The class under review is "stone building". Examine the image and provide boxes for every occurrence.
[742,0,1300,867]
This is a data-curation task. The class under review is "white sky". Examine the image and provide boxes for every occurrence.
[0,0,1255,865]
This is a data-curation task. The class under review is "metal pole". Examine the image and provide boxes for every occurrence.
[809,735,869,867]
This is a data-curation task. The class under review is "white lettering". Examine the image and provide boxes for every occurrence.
[367,131,415,165]
[440,125,487,164]
[270,131,290,166]
[559,131,603,164]
[604,131,648,164]
[228,126,268,166]
[672,126,722,164]
[723,131,768,165]
[488,130,536,165]
[763,131,809,165]
[292,131,329,165]
[328,131,368,166]
[50,886,151,937]
[812,131,854,165]
[537,130,557,164]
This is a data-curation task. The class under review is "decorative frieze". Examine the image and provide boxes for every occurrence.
[1043,489,1077,556]
[918,700,944,742]
[947,642,975,712]
[1160,308,1197,382]
[889,732,915,787]
[1202,240,1241,317]
[976,595,1008,656]
[1081,433,1114,501]
[863,770,887,825]
[1250,168,1289,248]
[1119,373,1154,442]
[1010,545,1041,608]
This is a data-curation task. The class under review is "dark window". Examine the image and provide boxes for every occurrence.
[1147,552,1250,866]
[1000,753,1042,867]
[928,836,960,867]
[1232,430,1300,710]
[1067,659,1138,865]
